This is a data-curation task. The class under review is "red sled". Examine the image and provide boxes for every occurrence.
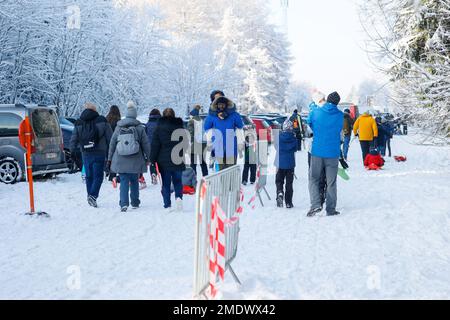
[394,156,407,162]
[183,185,196,195]
[365,163,382,171]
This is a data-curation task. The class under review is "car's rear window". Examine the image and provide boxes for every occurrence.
[0,112,22,137]
[32,109,60,138]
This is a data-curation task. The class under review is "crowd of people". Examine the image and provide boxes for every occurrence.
[69,89,395,215]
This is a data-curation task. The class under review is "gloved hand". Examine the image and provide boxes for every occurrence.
[339,158,349,170]
[105,160,111,175]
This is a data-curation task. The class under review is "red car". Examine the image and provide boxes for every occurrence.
[250,118,273,143]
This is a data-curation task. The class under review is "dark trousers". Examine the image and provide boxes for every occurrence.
[276,168,294,205]
[82,153,105,199]
[360,141,372,162]
[190,153,208,177]
[119,173,139,207]
[160,169,183,208]
[386,139,392,157]
[242,164,257,183]
[308,153,326,205]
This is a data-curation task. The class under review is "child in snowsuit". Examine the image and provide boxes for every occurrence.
[364,147,385,170]
[274,120,298,208]
[182,167,197,195]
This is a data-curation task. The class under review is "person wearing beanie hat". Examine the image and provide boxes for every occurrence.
[306,91,344,217]
[327,91,341,106]
[187,104,208,177]
[108,102,151,212]
[125,102,138,119]
[274,119,299,208]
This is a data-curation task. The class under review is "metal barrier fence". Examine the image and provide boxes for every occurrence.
[193,165,242,298]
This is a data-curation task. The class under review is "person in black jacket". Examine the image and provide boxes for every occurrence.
[149,108,189,210]
[70,103,113,208]
[105,105,122,183]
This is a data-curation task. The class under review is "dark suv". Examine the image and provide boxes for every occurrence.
[0,104,68,184]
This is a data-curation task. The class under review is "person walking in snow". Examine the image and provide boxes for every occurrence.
[107,102,151,212]
[306,92,327,208]
[145,108,161,145]
[204,95,244,170]
[242,133,258,185]
[385,118,395,157]
[353,111,378,163]
[105,105,122,185]
[149,108,189,210]
[274,120,299,209]
[289,109,304,151]
[145,108,162,184]
[187,105,208,177]
[342,108,353,161]
[375,116,390,157]
[307,92,344,217]
[70,103,113,208]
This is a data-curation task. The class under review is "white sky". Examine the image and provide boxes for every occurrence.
[270,0,385,99]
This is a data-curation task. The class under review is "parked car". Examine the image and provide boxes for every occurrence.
[252,114,287,127]
[249,117,273,143]
[0,104,68,184]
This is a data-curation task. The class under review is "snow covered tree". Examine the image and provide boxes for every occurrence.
[360,0,450,138]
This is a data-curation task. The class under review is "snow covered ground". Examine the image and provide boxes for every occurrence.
[1,133,449,299]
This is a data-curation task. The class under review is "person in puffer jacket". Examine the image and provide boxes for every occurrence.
[307,92,344,217]
[274,120,298,209]
[364,147,385,169]
[353,112,378,163]
[204,96,244,170]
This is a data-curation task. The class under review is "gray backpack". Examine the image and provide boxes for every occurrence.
[117,127,140,156]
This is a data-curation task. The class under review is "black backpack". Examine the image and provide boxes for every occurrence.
[78,119,99,152]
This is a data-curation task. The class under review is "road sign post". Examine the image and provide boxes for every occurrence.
[19,116,48,217]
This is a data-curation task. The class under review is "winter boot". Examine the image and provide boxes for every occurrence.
[327,210,340,217]
[88,195,98,208]
[307,207,322,217]
[286,203,294,209]
[276,192,284,208]
[121,206,128,212]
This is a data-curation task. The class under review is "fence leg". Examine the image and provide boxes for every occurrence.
[263,187,271,200]
[257,191,264,207]
[227,264,242,286]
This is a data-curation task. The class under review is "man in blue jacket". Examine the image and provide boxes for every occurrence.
[307,92,344,217]
[204,95,244,170]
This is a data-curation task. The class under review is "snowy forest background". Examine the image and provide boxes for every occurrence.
[0,0,448,137]
[0,0,291,117]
